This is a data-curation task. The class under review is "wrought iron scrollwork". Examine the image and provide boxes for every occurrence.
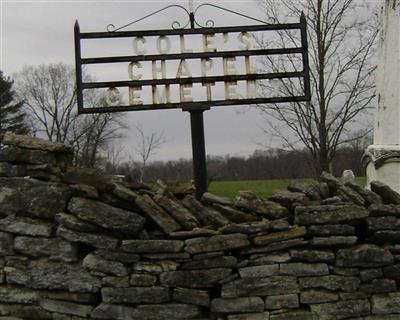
[106,2,276,32]
[106,5,191,32]
[193,3,276,28]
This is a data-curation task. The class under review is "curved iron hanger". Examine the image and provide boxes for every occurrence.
[193,3,276,28]
[106,2,276,32]
[107,4,191,32]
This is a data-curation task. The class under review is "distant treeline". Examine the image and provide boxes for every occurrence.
[110,146,364,184]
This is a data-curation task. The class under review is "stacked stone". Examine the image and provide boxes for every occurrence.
[364,182,400,316]
[366,182,400,262]
[0,134,95,318]
[206,174,398,320]
[0,134,399,319]
[0,132,73,181]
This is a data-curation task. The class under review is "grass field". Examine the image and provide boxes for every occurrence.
[208,177,366,199]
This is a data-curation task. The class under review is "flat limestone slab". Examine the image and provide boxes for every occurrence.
[3,132,73,153]
[68,197,145,235]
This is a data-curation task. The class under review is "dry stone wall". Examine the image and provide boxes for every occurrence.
[0,133,399,319]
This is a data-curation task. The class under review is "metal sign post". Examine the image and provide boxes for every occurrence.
[188,108,208,199]
[187,0,208,199]
[74,2,311,200]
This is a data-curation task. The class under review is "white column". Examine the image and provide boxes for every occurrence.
[365,0,400,191]
[374,0,400,145]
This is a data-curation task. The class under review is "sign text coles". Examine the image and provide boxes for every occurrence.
[74,21,311,114]
[111,32,256,107]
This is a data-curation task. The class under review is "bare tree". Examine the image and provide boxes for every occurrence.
[72,112,125,168]
[134,124,165,182]
[15,63,125,167]
[104,143,125,174]
[256,0,379,174]
[15,63,78,143]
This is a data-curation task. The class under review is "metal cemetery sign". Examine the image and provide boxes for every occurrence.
[74,5,310,114]
[74,3,311,198]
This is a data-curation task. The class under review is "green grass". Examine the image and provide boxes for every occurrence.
[208,177,366,199]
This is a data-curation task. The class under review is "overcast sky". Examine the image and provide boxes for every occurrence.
[1,0,293,161]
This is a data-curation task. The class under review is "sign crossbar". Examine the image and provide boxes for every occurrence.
[79,23,303,39]
[82,48,304,65]
[82,71,305,89]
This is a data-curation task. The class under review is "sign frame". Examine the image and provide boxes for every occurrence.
[74,15,310,114]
